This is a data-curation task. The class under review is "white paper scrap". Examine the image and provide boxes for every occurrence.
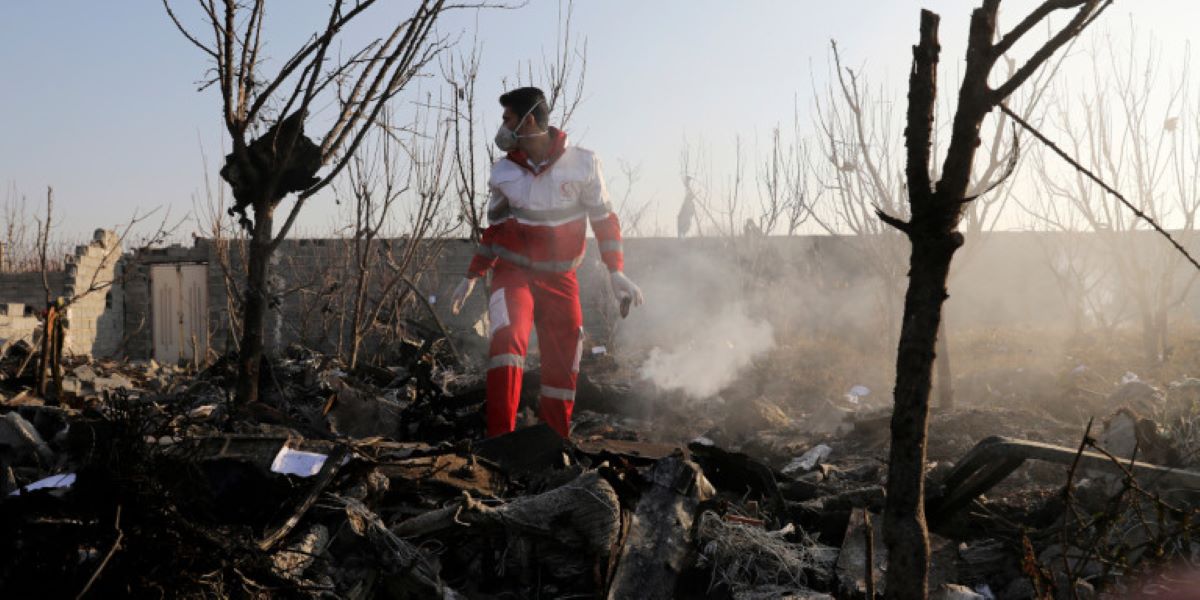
[591,346,607,355]
[10,473,76,495]
[271,447,329,477]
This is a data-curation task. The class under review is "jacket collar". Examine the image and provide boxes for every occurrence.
[506,127,567,175]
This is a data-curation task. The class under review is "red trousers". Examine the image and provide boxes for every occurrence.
[486,262,583,438]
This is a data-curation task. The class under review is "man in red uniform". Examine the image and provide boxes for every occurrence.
[450,87,643,438]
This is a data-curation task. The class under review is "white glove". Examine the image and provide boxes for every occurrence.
[451,277,477,315]
[609,271,644,315]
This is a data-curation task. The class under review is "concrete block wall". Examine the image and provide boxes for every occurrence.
[0,272,66,308]
[62,230,122,357]
[0,229,123,357]
[0,302,40,348]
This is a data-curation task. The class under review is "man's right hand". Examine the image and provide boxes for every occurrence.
[451,277,477,315]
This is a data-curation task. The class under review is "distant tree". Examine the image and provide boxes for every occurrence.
[1030,31,1200,363]
[163,0,456,404]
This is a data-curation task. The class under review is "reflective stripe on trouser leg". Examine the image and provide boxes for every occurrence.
[532,271,583,438]
[486,267,534,437]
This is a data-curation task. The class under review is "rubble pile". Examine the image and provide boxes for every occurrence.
[2,334,1200,598]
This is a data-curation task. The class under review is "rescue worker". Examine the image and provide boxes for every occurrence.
[450,86,644,439]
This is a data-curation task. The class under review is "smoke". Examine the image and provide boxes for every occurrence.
[638,301,774,398]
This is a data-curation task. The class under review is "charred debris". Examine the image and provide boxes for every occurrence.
[2,325,1200,600]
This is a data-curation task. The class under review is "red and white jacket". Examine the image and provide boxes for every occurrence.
[466,128,624,277]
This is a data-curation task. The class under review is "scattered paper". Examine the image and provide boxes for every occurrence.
[591,345,607,355]
[271,447,329,477]
[1121,371,1140,385]
[428,295,437,305]
[692,436,715,446]
[9,473,76,496]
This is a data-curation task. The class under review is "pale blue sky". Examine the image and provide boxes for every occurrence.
[1,1,1195,241]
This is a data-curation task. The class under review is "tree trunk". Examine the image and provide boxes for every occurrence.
[885,233,960,599]
[236,203,275,405]
[936,320,953,410]
[883,5,1104,597]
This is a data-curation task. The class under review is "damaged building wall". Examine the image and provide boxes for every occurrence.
[0,230,122,357]
[62,230,122,357]
[58,230,1200,362]
[120,242,228,362]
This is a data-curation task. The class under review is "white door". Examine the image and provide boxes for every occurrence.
[151,264,208,364]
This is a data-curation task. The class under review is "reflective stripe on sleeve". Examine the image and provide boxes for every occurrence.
[489,353,526,370]
[598,240,622,254]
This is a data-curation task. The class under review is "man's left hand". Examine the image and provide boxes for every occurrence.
[609,271,644,316]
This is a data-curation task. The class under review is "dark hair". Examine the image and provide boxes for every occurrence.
[499,87,549,128]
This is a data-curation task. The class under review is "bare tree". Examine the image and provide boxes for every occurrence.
[163,0,458,404]
[756,110,817,237]
[1031,30,1200,363]
[195,144,248,354]
[342,103,455,368]
[612,159,653,237]
[881,2,1108,597]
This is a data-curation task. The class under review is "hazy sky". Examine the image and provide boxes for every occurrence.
[1,1,1196,242]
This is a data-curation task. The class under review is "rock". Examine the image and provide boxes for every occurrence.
[58,377,82,396]
[326,384,402,439]
[727,397,791,434]
[1107,380,1163,414]
[804,399,855,435]
[92,372,134,393]
[837,508,958,598]
[70,365,97,383]
[782,444,832,475]
[1095,408,1179,466]
[931,583,985,600]
[188,404,218,420]
[607,457,714,600]
[272,524,329,581]
[0,412,54,466]
[998,578,1035,600]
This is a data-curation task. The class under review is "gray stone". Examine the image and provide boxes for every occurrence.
[0,412,54,465]
[70,365,97,384]
[931,583,985,600]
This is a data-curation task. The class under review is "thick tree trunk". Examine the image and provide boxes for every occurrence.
[236,203,275,405]
[936,320,953,410]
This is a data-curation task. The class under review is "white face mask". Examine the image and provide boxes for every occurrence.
[495,100,547,151]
